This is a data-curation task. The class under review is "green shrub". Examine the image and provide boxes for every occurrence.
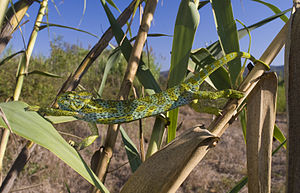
[0,37,160,106]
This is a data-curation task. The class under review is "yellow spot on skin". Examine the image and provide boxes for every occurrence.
[155,93,166,105]
[145,106,157,117]
[136,105,147,112]
[139,96,152,103]
[163,104,172,111]
[106,108,118,113]
[167,88,178,101]
[97,115,134,124]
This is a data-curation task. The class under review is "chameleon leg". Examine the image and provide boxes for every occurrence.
[189,89,244,115]
[189,100,222,115]
[25,105,80,116]
[192,89,244,100]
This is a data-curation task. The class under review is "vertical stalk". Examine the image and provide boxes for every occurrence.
[0,126,10,176]
[246,73,277,193]
[285,1,300,192]
[0,0,39,55]
[0,0,9,29]
[92,1,158,192]
[167,0,199,142]
[14,0,48,101]
[0,0,47,188]
[139,120,145,162]
[210,0,240,87]
[145,118,166,158]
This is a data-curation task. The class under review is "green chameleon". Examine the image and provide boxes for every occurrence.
[27,52,268,124]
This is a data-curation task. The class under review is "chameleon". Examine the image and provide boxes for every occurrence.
[27,52,269,124]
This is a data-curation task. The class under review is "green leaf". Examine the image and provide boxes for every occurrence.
[209,8,290,55]
[207,8,291,57]
[65,182,71,193]
[88,122,99,135]
[228,176,248,193]
[0,50,25,67]
[24,70,61,78]
[50,0,61,16]
[204,8,290,89]
[240,108,247,142]
[251,0,289,23]
[145,117,167,158]
[167,0,200,142]
[77,0,86,27]
[120,126,142,172]
[131,0,141,19]
[106,0,133,37]
[167,109,179,142]
[106,0,121,12]
[45,116,77,124]
[38,22,100,38]
[98,48,121,96]
[210,0,240,87]
[190,48,231,89]
[272,139,286,155]
[72,135,99,151]
[273,124,287,149]
[238,8,291,39]
[0,101,109,192]
[129,33,172,42]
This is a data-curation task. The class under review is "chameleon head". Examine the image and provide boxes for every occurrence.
[57,91,93,111]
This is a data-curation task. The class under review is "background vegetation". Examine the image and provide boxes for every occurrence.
[0,37,161,106]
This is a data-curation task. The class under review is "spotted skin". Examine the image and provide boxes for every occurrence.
[30,52,268,124]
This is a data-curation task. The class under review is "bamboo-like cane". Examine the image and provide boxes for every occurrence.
[0,0,35,55]
[285,2,300,192]
[0,1,48,192]
[92,2,159,192]
[0,0,10,30]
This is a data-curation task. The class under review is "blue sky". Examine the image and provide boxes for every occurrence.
[6,0,292,71]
